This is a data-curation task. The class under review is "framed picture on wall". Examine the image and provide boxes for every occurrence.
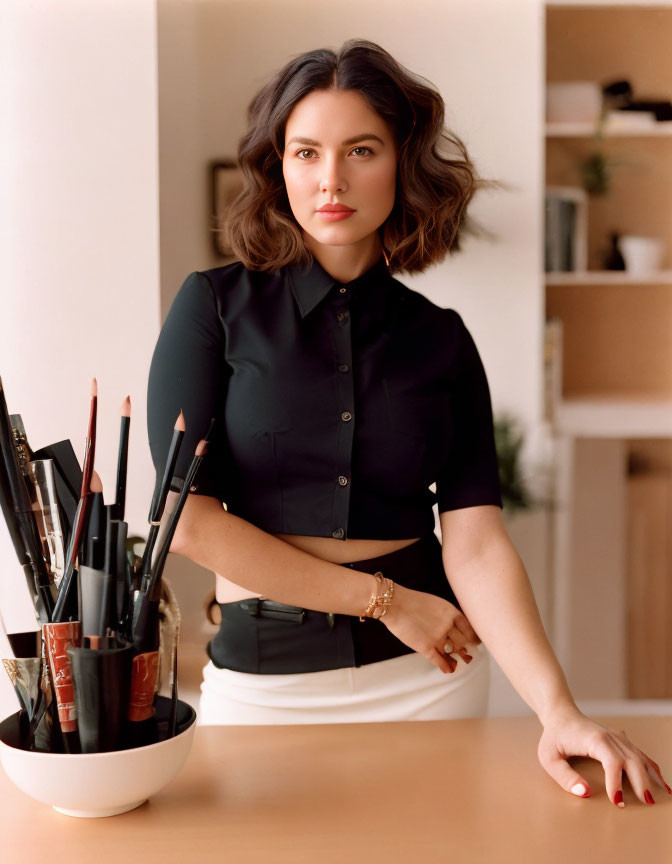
[544,185,588,272]
[210,160,244,258]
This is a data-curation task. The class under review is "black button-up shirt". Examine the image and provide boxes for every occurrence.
[146,254,502,540]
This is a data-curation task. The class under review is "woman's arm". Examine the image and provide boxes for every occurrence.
[439,504,577,727]
[440,504,672,806]
[169,491,381,617]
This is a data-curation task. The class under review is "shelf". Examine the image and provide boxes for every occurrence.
[545,0,672,7]
[554,396,672,437]
[545,270,672,285]
[546,120,672,138]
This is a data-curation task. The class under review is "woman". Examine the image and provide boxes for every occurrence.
[147,39,670,807]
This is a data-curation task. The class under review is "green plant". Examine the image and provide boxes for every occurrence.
[579,100,623,197]
[493,412,534,514]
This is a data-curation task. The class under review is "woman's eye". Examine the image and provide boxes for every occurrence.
[295,146,373,160]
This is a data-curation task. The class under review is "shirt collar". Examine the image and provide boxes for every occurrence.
[287,253,396,323]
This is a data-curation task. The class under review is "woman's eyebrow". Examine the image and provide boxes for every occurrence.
[285,134,385,147]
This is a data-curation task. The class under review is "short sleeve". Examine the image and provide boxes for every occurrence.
[435,312,503,512]
[146,271,230,502]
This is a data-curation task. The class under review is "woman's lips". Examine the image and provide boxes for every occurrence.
[316,210,355,221]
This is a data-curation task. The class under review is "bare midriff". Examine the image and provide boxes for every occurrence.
[214,533,423,604]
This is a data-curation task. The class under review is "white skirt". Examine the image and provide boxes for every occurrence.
[197,641,490,725]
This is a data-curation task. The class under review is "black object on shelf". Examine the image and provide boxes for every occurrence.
[603,231,626,271]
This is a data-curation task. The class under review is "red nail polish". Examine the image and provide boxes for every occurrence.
[613,790,624,807]
[644,789,655,805]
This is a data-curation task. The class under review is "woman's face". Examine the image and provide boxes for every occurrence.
[282,88,398,252]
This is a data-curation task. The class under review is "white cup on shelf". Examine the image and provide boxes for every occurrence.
[617,236,665,275]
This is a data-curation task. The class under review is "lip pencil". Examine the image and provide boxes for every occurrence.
[53,378,98,623]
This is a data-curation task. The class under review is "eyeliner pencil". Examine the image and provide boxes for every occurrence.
[140,410,185,590]
[113,396,131,521]
[146,436,209,601]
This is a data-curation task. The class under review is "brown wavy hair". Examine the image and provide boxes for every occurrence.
[220,38,503,276]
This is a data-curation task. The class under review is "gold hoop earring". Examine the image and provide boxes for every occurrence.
[382,247,390,267]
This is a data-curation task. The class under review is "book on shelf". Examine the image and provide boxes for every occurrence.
[544,186,588,273]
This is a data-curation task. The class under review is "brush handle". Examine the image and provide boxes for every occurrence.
[148,427,184,523]
[114,416,130,521]
[147,451,206,600]
[139,522,160,590]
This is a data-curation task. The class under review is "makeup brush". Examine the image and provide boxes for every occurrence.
[67,377,97,569]
[53,378,98,623]
[146,434,210,602]
[99,506,119,639]
[140,410,185,590]
[127,432,210,724]
[0,448,41,621]
[0,377,55,623]
[83,470,105,569]
[167,636,179,738]
[113,395,130,521]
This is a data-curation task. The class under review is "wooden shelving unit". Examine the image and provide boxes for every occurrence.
[546,120,672,137]
[545,269,672,285]
[544,3,672,701]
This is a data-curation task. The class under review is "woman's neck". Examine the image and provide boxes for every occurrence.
[303,233,384,284]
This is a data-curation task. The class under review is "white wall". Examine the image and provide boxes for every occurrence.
[159,0,545,435]
[157,0,548,714]
[0,0,547,719]
[0,0,160,718]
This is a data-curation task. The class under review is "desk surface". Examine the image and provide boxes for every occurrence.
[1,715,671,864]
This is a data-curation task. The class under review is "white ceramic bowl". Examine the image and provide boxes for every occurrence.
[0,696,196,818]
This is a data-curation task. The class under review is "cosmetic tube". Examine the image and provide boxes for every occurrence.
[67,638,133,753]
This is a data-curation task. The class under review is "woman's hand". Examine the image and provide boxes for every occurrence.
[380,583,480,673]
[537,705,672,806]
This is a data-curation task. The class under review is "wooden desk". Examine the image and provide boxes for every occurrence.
[1,715,670,863]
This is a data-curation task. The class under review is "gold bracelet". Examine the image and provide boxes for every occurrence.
[359,572,395,622]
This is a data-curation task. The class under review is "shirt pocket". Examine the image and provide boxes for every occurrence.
[230,428,284,528]
[381,378,436,493]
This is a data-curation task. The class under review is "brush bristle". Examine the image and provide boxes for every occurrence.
[90,470,103,494]
[195,439,207,457]
[176,410,186,432]
[91,377,98,397]
[121,395,131,417]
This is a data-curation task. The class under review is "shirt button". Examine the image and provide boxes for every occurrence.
[338,475,348,486]
[336,311,349,322]
[338,363,350,373]
[339,287,347,294]
[341,411,352,422]
[332,528,345,539]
